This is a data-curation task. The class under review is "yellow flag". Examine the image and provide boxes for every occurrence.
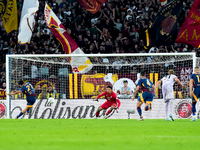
[0,0,18,33]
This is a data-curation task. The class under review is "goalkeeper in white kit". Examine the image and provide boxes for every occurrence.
[155,70,186,121]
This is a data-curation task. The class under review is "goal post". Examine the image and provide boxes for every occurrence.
[6,52,196,119]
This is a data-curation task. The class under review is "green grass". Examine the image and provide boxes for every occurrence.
[0,119,199,150]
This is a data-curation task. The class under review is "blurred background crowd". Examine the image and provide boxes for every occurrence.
[0,0,197,90]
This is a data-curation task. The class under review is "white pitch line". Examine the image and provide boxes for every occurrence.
[142,135,200,138]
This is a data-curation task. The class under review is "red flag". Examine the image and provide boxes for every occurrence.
[159,0,168,6]
[78,0,107,14]
[175,0,200,48]
[44,4,92,73]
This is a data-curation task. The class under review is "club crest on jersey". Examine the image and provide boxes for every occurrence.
[107,96,112,100]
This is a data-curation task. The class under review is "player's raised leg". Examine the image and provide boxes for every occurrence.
[143,92,154,112]
[144,101,152,111]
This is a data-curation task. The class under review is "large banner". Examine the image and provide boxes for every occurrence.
[0,0,18,33]
[145,0,184,46]
[68,73,139,99]
[175,0,200,48]
[0,99,199,119]
[178,67,192,84]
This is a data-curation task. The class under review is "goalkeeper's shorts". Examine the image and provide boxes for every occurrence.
[101,101,117,109]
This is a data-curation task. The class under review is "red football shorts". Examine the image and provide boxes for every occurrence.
[101,101,117,109]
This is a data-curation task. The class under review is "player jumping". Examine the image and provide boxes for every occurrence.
[155,69,185,121]
[7,80,36,119]
[189,67,200,121]
[93,86,121,119]
[132,71,156,121]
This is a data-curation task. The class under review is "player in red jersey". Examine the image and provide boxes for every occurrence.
[93,86,121,119]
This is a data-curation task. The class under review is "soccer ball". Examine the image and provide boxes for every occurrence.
[48,97,55,104]
[127,109,135,114]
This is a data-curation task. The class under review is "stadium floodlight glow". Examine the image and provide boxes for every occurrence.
[6,53,196,119]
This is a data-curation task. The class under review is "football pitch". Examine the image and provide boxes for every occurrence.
[0,119,199,150]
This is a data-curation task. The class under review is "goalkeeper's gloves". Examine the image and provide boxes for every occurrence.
[93,98,99,102]
[115,107,119,113]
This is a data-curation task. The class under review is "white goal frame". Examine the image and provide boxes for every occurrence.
[6,52,196,119]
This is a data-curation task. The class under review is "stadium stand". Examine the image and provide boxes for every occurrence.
[0,0,198,87]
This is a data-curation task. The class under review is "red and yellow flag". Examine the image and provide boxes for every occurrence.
[44,4,92,73]
[176,0,200,48]
[78,0,107,14]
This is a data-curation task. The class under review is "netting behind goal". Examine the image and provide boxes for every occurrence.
[6,53,195,102]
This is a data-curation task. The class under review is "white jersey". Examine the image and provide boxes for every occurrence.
[161,75,177,87]
[161,75,177,100]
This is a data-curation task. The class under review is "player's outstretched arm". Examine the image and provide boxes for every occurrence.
[0,88,6,91]
[115,99,121,113]
[189,79,194,97]
[175,78,186,89]
[7,90,22,96]
[155,80,161,88]
[93,98,99,101]
[116,99,121,108]
[153,85,156,96]
[93,91,107,101]
[132,85,140,100]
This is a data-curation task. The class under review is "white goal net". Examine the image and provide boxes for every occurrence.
[5,53,196,118]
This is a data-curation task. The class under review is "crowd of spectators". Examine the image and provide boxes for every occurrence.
[0,0,197,88]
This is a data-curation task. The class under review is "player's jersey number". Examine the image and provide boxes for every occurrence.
[26,84,34,94]
[196,75,200,83]
[147,79,151,86]
[146,79,153,91]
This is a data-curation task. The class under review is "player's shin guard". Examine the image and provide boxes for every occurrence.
[106,110,111,116]
[96,112,100,117]
[137,107,142,118]
[192,102,196,116]
[17,112,24,118]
